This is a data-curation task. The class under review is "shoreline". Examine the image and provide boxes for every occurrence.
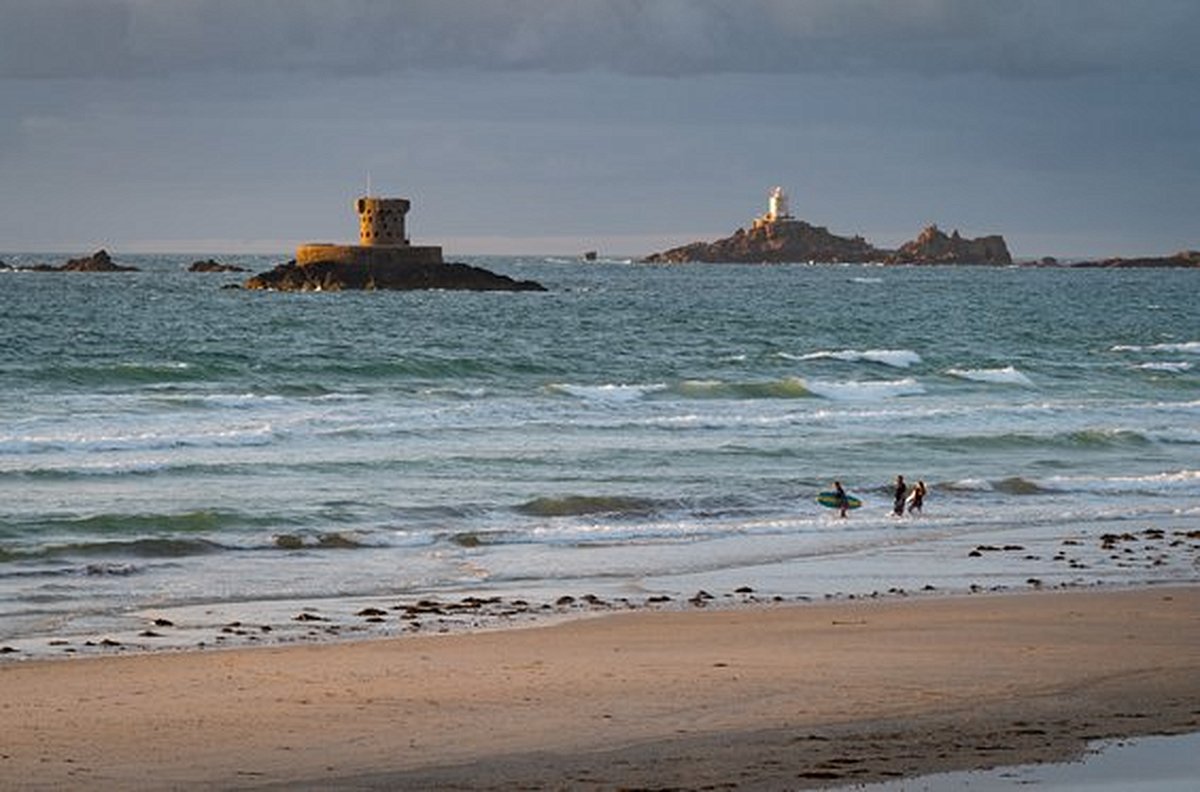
[3,584,1198,790]
[6,518,1198,665]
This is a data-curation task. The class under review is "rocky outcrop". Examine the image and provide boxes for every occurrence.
[885,225,1012,266]
[644,220,1011,266]
[243,259,547,292]
[61,249,139,272]
[1069,250,1200,268]
[188,259,247,273]
[11,249,140,272]
[645,220,879,264]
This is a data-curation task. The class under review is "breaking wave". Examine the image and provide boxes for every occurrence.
[673,377,813,399]
[1137,361,1193,373]
[1112,341,1200,354]
[515,494,662,518]
[0,423,276,456]
[923,427,1159,452]
[944,470,1200,497]
[804,378,925,401]
[547,383,668,402]
[789,348,922,368]
[945,366,1034,386]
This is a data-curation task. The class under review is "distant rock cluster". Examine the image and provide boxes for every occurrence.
[0,249,140,272]
[644,221,1013,266]
[1067,250,1200,268]
[0,249,547,291]
[888,225,1011,266]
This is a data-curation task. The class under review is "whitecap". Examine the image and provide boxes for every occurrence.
[804,377,924,401]
[795,349,922,368]
[943,478,994,492]
[946,366,1035,386]
[548,383,668,402]
[2,424,277,455]
[1137,361,1192,372]
[1112,341,1200,354]
[1041,469,1200,496]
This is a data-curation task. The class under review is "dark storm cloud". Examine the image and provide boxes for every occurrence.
[2,0,1197,80]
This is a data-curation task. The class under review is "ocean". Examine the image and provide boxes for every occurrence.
[1,256,1197,655]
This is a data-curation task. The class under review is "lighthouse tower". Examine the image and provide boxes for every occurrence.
[767,186,792,222]
[752,186,795,230]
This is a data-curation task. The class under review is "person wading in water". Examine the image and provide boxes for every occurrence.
[834,480,850,519]
[892,474,907,516]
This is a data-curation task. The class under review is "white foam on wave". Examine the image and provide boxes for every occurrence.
[198,393,285,408]
[120,361,192,371]
[548,383,668,403]
[804,377,924,402]
[1042,469,1200,495]
[0,423,276,455]
[1137,361,1192,372]
[944,478,994,492]
[8,458,176,477]
[790,349,922,368]
[946,366,1035,386]
[1112,341,1200,354]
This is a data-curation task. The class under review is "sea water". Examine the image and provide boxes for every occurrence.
[1,257,1197,648]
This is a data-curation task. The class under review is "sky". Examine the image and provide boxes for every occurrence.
[1,0,1197,259]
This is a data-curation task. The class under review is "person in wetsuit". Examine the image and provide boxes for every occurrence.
[908,480,927,515]
[892,474,907,516]
[833,480,850,519]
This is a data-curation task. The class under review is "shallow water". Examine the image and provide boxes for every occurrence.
[853,731,1200,791]
[1,256,1197,650]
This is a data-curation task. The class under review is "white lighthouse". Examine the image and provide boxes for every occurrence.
[752,186,795,230]
[767,186,792,222]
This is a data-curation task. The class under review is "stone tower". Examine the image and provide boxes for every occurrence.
[296,195,443,268]
[357,197,410,246]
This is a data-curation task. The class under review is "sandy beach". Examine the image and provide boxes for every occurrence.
[3,585,1198,790]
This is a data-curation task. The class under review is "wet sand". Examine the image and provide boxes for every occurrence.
[2,586,1198,790]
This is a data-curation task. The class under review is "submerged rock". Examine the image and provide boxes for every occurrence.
[188,259,247,273]
[244,259,547,292]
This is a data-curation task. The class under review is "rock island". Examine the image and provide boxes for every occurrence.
[644,187,1012,266]
[245,196,545,291]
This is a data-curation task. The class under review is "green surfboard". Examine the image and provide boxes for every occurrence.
[816,491,862,510]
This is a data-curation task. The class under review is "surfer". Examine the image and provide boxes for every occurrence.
[907,480,926,514]
[833,481,850,519]
[892,475,907,516]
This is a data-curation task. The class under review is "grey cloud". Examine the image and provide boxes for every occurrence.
[2,0,1197,80]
